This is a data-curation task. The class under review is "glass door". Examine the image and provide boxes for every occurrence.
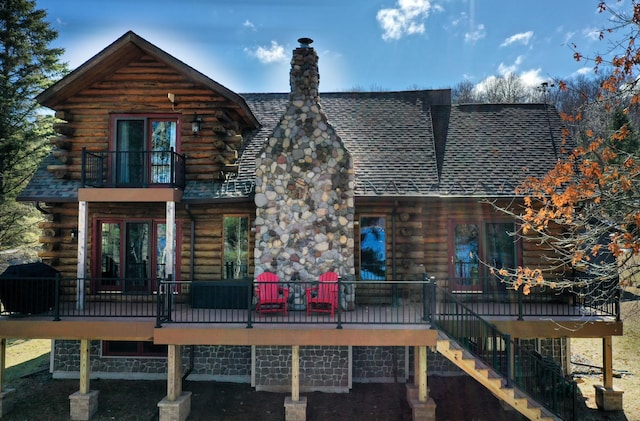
[150,120,177,184]
[124,222,150,293]
[451,223,481,292]
[115,119,145,185]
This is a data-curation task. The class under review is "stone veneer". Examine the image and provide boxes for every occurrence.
[254,39,355,281]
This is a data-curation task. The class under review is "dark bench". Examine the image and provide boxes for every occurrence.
[190,279,252,309]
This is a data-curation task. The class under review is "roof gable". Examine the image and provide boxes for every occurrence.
[37,31,259,128]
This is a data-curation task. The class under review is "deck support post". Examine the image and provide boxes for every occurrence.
[69,339,98,420]
[594,336,623,411]
[76,201,88,310]
[0,339,15,417]
[158,345,191,421]
[407,345,435,421]
[165,201,176,278]
[285,345,307,421]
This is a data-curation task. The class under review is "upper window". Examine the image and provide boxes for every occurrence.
[359,216,386,280]
[450,221,518,293]
[111,115,179,186]
[223,216,249,279]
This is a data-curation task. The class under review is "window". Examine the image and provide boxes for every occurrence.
[94,218,180,292]
[112,115,179,186]
[223,216,249,279]
[102,341,167,357]
[450,221,518,292]
[360,216,386,280]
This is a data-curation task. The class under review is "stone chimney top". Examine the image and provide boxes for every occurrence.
[290,37,319,102]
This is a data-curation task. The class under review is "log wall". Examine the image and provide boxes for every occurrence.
[49,53,250,182]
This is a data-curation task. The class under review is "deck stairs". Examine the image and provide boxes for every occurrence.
[436,330,560,421]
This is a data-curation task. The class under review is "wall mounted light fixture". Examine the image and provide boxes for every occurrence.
[191,113,202,135]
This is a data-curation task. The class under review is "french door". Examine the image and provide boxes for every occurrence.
[96,219,178,293]
[113,116,178,186]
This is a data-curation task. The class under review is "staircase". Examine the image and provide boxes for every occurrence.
[436,330,560,421]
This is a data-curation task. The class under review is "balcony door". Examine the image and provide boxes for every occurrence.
[449,221,518,293]
[113,115,178,186]
[96,219,179,293]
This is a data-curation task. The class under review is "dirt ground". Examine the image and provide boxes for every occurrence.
[1,370,629,421]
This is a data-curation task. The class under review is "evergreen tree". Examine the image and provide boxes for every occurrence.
[0,0,66,249]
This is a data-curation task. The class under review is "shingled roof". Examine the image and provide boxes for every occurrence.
[439,103,566,196]
[18,91,568,203]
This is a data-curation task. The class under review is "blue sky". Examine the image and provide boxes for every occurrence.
[37,0,617,94]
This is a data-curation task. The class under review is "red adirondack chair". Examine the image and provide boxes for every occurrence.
[255,272,289,315]
[306,271,339,316]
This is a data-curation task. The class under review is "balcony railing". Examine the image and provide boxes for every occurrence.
[81,148,186,189]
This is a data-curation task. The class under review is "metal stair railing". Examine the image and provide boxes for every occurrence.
[429,281,576,421]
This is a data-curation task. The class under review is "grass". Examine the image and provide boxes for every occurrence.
[571,287,640,419]
[5,339,50,383]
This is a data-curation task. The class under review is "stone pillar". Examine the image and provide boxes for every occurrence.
[69,391,99,421]
[284,397,308,421]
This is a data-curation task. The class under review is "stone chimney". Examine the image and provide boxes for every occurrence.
[254,38,355,282]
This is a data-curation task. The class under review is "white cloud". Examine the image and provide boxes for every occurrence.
[497,55,524,75]
[464,23,485,44]
[500,31,534,47]
[519,68,544,87]
[376,0,442,41]
[575,67,592,76]
[244,41,287,64]
[583,27,601,41]
[243,20,256,31]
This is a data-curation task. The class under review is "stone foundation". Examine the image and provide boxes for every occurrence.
[0,389,15,417]
[255,346,349,392]
[69,390,99,421]
[284,396,307,421]
[158,391,192,421]
[594,385,624,411]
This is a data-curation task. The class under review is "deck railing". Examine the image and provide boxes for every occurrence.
[0,275,620,326]
[432,286,577,421]
[155,279,431,328]
[440,276,620,320]
[81,148,186,189]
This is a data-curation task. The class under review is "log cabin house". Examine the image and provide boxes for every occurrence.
[0,31,624,420]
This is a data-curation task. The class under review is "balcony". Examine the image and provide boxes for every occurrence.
[81,148,186,189]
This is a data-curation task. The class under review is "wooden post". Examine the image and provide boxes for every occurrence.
[418,345,427,402]
[292,345,300,402]
[167,345,182,401]
[603,336,613,389]
[413,345,419,387]
[77,201,88,310]
[0,338,5,393]
[79,339,90,394]
[166,201,176,278]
